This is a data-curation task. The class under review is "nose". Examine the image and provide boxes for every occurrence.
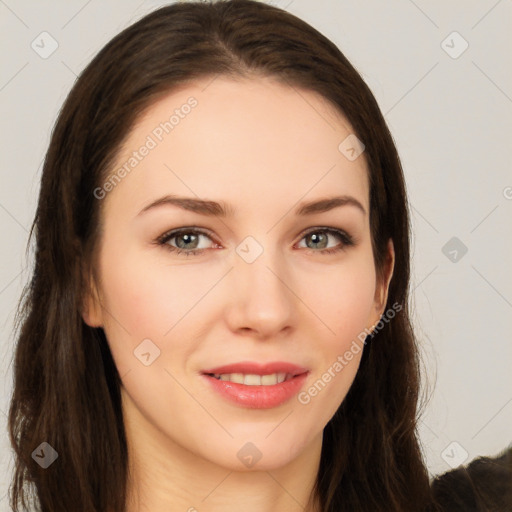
[223,246,297,340]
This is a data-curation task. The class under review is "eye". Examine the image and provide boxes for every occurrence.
[155,226,355,257]
[155,227,218,257]
[296,227,355,255]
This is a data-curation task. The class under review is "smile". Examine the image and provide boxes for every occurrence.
[207,372,294,385]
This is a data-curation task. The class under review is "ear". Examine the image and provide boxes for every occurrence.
[81,271,104,328]
[369,238,395,330]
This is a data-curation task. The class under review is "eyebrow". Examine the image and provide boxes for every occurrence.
[137,194,366,218]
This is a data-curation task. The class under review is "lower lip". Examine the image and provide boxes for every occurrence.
[202,373,309,409]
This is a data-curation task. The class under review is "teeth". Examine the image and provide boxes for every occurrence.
[212,372,291,385]
[244,374,261,385]
[261,374,277,385]
[230,373,244,384]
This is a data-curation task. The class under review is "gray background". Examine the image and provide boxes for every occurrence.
[1,0,511,507]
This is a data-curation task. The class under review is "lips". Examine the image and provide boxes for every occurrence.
[200,361,310,409]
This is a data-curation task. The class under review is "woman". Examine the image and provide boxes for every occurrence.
[8,1,434,510]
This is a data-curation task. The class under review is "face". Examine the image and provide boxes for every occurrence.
[83,76,394,471]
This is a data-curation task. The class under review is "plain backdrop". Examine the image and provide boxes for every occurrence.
[1,0,511,508]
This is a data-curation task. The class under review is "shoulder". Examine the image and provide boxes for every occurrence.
[430,446,512,511]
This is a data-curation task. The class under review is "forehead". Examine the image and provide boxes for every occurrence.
[106,76,369,217]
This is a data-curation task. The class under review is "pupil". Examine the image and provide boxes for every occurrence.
[177,233,197,249]
[310,233,326,249]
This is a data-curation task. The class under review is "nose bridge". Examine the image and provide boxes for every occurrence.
[225,235,296,335]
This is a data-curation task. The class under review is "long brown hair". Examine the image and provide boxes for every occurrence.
[8,1,433,510]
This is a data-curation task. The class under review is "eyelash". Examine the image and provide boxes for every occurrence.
[154,226,355,257]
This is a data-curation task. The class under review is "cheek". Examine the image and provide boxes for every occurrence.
[100,241,220,326]
[302,254,377,346]
[96,244,217,375]
[294,255,376,423]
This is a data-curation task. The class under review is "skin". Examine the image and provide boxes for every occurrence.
[82,76,395,512]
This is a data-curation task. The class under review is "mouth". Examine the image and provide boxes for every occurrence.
[205,372,297,385]
[200,361,309,409]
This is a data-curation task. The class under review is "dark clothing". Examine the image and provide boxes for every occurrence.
[429,447,512,511]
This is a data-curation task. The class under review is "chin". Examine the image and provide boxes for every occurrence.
[203,432,315,472]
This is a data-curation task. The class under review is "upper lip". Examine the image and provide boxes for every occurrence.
[202,361,309,376]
